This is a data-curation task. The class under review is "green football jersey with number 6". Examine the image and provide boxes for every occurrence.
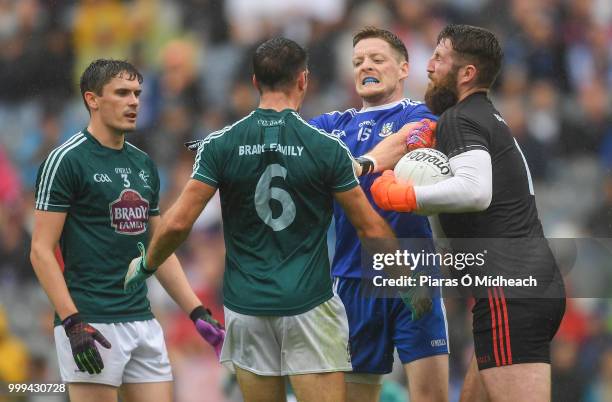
[35,129,160,324]
[192,108,358,316]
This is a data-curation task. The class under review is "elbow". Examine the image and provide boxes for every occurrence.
[29,242,45,272]
[469,190,492,211]
[165,218,192,237]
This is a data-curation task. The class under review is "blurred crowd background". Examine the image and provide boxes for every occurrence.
[0,0,611,401]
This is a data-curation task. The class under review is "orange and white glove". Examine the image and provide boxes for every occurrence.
[370,171,417,212]
[406,118,437,151]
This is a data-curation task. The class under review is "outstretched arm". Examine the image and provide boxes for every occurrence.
[149,216,202,315]
[146,179,217,268]
[139,186,224,357]
[354,119,436,175]
[333,186,394,240]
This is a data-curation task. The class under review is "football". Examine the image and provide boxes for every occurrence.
[394,148,452,186]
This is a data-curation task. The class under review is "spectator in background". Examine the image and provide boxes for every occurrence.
[499,97,550,180]
[550,338,588,402]
[563,80,611,157]
[72,0,133,82]
[526,80,561,153]
[585,347,612,402]
[586,175,612,236]
[143,39,205,181]
[0,306,29,384]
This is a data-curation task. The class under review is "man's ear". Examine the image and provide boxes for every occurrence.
[297,70,308,91]
[399,60,409,81]
[83,91,99,111]
[252,74,261,93]
[458,64,478,87]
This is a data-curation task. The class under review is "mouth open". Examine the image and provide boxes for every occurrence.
[125,112,137,119]
[362,77,380,85]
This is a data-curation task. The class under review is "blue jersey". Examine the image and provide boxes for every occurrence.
[309,99,438,278]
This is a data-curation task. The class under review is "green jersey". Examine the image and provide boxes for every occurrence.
[192,108,359,316]
[35,129,160,324]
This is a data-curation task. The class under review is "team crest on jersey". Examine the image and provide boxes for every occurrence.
[378,122,394,137]
[109,189,149,235]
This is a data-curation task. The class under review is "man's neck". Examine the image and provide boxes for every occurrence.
[87,120,124,150]
[258,91,301,112]
[458,86,488,102]
[361,91,403,110]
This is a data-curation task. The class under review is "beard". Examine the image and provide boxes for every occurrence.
[424,70,459,116]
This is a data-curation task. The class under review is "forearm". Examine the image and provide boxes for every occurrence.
[30,247,77,320]
[414,150,492,213]
[154,254,202,314]
[146,223,190,269]
[355,217,395,240]
[146,180,214,269]
[415,177,488,213]
[362,122,421,173]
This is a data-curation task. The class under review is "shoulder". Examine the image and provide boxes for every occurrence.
[400,98,426,110]
[399,98,437,121]
[309,107,358,129]
[202,111,256,148]
[325,108,358,118]
[439,97,488,130]
[42,131,89,167]
[125,141,150,158]
[291,111,354,153]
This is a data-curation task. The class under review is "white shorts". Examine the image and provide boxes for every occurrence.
[220,294,352,376]
[54,319,173,386]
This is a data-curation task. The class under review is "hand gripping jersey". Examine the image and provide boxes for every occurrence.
[309,99,438,278]
[35,130,160,324]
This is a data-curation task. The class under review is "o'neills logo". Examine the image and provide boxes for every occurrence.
[407,149,451,175]
[109,189,149,235]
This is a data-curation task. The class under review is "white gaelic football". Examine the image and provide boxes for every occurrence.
[394,148,451,186]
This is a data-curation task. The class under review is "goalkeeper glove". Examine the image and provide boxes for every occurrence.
[399,284,433,321]
[124,242,157,292]
[370,171,417,212]
[190,306,225,359]
[406,118,437,151]
[62,313,111,374]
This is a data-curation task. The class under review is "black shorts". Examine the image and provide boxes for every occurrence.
[472,287,566,370]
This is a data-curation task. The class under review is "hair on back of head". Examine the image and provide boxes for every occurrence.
[253,37,308,92]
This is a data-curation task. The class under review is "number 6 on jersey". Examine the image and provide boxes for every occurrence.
[254,164,296,231]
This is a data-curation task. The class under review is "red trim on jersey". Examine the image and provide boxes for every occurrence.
[499,287,512,364]
[487,288,500,366]
[493,287,506,365]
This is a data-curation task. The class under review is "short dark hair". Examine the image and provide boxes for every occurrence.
[353,27,409,63]
[252,37,308,92]
[436,24,502,88]
[79,59,143,112]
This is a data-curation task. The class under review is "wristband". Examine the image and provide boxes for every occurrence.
[189,305,211,323]
[356,155,377,176]
[62,313,82,330]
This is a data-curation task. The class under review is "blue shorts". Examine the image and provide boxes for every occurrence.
[335,277,449,374]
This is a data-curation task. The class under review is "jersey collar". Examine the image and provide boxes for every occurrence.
[358,99,404,113]
[83,128,126,153]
